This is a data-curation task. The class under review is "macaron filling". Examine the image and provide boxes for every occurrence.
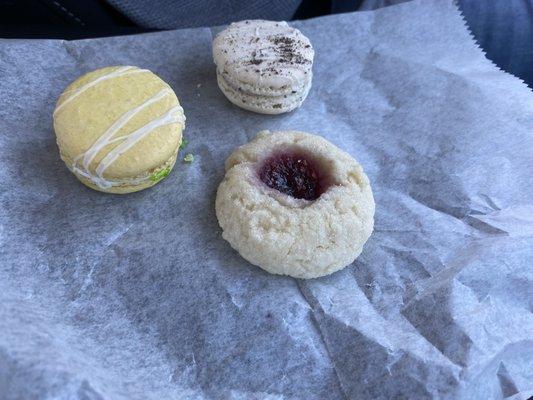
[216,72,310,113]
[258,150,331,201]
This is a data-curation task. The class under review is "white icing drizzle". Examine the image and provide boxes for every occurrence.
[70,88,185,189]
[69,163,152,188]
[73,88,173,172]
[54,66,150,116]
[95,104,184,179]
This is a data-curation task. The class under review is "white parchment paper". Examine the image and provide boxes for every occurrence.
[1,1,532,399]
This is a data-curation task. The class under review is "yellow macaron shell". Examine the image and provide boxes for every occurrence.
[54,66,185,193]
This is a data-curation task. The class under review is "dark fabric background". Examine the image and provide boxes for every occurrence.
[105,0,302,29]
[459,0,533,88]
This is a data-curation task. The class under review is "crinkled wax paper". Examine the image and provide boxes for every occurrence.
[1,0,532,399]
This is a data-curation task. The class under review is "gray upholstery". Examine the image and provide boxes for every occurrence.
[106,0,302,29]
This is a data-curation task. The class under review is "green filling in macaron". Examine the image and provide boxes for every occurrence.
[150,167,171,182]
[179,138,189,150]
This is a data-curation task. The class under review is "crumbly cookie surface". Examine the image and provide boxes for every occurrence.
[215,130,375,279]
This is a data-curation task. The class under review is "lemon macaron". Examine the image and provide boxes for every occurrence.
[53,66,185,194]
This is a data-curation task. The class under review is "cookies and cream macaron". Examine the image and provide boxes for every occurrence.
[216,130,375,279]
[213,20,314,114]
[54,66,185,194]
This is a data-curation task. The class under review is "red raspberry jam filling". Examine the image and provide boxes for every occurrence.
[258,150,330,201]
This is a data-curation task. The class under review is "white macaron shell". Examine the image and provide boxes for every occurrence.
[213,20,314,91]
